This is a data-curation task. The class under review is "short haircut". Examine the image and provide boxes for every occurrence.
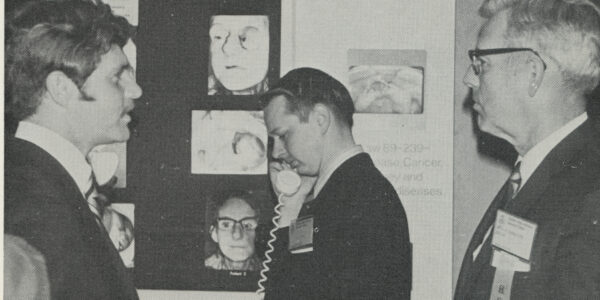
[259,68,355,128]
[5,0,132,121]
[480,0,600,94]
[209,190,261,226]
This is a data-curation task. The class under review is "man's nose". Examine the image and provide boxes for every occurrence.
[231,223,243,240]
[127,81,143,100]
[271,138,287,159]
[463,66,479,89]
[222,35,243,56]
[123,70,143,101]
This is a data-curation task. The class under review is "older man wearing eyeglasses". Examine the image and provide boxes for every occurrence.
[455,0,600,299]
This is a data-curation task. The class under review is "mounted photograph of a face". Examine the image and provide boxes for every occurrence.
[203,189,272,274]
[208,15,270,96]
[348,49,426,114]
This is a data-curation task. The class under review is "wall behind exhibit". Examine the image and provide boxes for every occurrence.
[136,0,454,299]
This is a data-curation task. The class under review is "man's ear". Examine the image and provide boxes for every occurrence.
[311,103,331,135]
[527,56,545,97]
[210,225,218,243]
[45,71,79,107]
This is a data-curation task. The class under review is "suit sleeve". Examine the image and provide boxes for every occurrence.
[551,189,600,299]
[337,183,412,299]
[5,172,99,299]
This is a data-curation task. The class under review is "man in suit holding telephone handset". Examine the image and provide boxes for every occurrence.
[260,68,412,299]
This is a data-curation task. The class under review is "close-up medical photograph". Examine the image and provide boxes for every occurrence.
[3,0,600,299]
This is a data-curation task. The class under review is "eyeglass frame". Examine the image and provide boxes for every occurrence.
[214,216,259,232]
[468,48,547,76]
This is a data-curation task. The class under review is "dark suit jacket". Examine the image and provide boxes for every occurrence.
[455,118,600,300]
[265,153,412,299]
[4,137,138,300]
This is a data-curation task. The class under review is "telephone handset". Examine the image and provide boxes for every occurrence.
[256,169,302,296]
[275,169,302,195]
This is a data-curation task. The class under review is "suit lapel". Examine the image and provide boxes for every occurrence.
[455,182,511,298]
[506,120,594,216]
[12,138,135,297]
[455,119,596,299]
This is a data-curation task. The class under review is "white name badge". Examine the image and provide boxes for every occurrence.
[289,216,314,254]
[491,210,537,261]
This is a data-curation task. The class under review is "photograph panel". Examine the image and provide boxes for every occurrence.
[208,15,270,96]
[103,203,135,268]
[191,110,268,175]
[348,49,426,114]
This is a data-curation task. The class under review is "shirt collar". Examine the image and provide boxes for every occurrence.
[313,145,364,198]
[15,121,92,196]
[517,112,588,190]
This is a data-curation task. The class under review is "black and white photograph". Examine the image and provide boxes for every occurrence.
[208,15,270,96]
[204,190,267,272]
[90,142,127,188]
[191,110,268,175]
[103,203,136,268]
[348,49,426,114]
[4,0,599,299]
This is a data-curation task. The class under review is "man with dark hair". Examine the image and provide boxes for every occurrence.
[456,0,600,299]
[4,1,142,299]
[261,67,412,299]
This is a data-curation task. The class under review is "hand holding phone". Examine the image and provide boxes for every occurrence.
[269,161,316,227]
[258,162,317,295]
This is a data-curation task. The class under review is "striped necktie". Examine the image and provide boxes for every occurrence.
[84,173,104,223]
[471,161,523,261]
[507,161,522,200]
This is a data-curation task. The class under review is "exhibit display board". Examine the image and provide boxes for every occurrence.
[126,0,454,298]
[129,0,281,292]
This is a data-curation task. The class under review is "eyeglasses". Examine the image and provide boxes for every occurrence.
[468,48,547,76]
[215,217,258,232]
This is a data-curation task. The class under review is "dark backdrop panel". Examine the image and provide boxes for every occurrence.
[129,0,280,291]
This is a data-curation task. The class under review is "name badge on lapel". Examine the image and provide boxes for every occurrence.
[492,209,537,261]
[489,210,537,300]
[289,215,314,254]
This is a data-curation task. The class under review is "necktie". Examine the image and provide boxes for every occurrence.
[84,173,106,224]
[505,161,522,203]
[471,161,523,261]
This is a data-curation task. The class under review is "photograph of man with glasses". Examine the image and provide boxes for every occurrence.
[205,191,262,271]
[455,0,600,299]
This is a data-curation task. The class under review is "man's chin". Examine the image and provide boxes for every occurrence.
[113,128,131,143]
[476,118,502,139]
[219,75,260,91]
[224,252,252,262]
[296,166,317,177]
